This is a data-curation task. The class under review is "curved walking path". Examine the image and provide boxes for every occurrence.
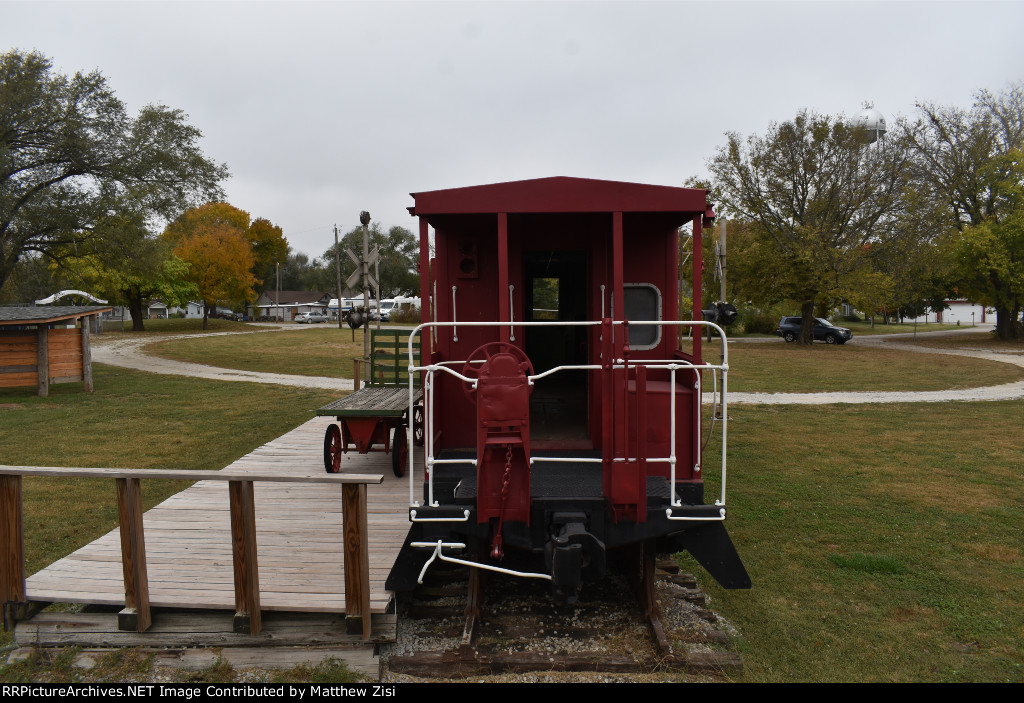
[91,325,1024,405]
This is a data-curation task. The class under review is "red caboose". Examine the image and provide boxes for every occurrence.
[388,177,749,600]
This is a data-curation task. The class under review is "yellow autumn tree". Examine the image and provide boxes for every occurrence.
[164,203,258,329]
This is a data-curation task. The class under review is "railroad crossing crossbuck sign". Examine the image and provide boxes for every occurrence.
[345,245,379,291]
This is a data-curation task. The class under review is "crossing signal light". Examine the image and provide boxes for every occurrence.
[716,302,737,326]
[701,302,738,325]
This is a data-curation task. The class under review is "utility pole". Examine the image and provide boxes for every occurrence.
[719,220,727,303]
[374,254,381,331]
[334,225,343,329]
[360,211,372,385]
[343,213,379,386]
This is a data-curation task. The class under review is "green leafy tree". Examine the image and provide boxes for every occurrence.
[707,109,912,343]
[865,188,957,324]
[321,223,419,298]
[907,83,1024,339]
[82,213,199,330]
[0,49,227,292]
[953,166,1024,338]
[277,249,334,291]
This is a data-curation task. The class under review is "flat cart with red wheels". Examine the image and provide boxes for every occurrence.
[317,387,423,476]
[316,328,423,477]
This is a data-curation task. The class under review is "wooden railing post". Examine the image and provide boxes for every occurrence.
[342,482,371,640]
[1,474,27,631]
[81,314,93,393]
[229,479,261,634]
[353,359,362,391]
[115,477,151,632]
[36,325,48,397]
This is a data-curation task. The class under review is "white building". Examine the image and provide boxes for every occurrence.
[907,300,994,325]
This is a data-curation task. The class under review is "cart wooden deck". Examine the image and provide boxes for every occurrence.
[316,386,423,418]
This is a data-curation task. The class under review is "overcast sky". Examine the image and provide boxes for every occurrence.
[4,1,1024,259]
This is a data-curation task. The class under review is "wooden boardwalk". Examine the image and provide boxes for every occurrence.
[25,417,416,616]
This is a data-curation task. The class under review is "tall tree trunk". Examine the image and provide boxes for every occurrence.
[128,296,146,332]
[799,299,815,345]
[203,299,210,330]
[995,305,1022,341]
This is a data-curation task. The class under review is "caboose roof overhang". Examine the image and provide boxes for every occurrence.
[408,176,713,222]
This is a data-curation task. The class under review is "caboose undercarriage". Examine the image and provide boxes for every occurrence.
[388,456,750,602]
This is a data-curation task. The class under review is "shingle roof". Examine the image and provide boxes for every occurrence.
[0,306,113,326]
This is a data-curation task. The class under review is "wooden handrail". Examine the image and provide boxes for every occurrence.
[0,466,383,639]
[0,466,381,482]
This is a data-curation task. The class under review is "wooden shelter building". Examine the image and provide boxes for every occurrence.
[0,306,111,396]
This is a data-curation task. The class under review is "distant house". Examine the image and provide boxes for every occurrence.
[147,301,168,319]
[148,300,204,319]
[907,300,993,325]
[250,291,331,321]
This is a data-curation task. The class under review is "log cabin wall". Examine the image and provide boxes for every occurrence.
[0,309,107,395]
[0,329,39,389]
[0,327,83,390]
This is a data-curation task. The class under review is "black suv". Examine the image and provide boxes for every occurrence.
[776,316,853,344]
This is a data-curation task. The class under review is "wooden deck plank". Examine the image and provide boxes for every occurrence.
[24,417,417,616]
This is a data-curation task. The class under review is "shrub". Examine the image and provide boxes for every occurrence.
[390,304,421,324]
[739,311,778,335]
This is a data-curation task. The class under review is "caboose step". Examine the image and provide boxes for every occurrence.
[483,434,525,447]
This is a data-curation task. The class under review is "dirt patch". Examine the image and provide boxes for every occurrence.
[966,543,1022,564]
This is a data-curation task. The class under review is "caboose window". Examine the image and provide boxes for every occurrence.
[532,277,560,320]
[623,283,661,349]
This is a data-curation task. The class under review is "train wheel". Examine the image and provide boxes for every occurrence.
[392,426,408,478]
[412,404,425,446]
[324,424,342,473]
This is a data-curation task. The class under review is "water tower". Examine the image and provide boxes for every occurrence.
[854,107,887,143]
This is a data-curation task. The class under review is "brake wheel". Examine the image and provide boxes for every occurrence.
[461,342,534,400]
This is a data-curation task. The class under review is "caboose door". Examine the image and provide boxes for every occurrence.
[522,250,589,445]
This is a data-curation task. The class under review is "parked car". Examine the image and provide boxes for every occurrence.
[295,311,329,324]
[776,316,853,344]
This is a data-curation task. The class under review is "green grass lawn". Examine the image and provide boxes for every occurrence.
[691,401,1024,682]
[143,327,367,379]
[900,332,1024,354]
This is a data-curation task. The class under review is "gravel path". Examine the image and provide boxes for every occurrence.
[91,325,1024,404]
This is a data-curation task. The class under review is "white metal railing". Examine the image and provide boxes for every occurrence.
[404,319,730,521]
